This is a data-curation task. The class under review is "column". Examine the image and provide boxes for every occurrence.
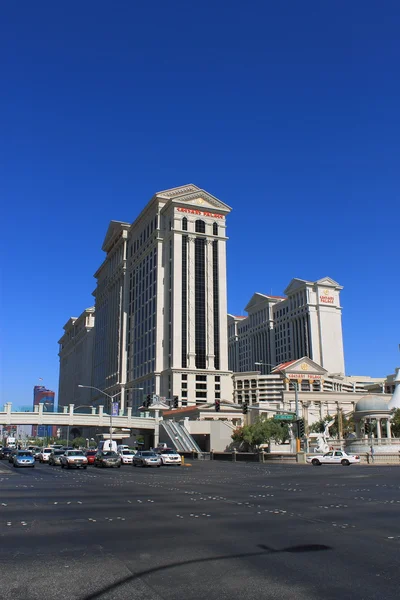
[376,418,382,439]
[386,419,392,439]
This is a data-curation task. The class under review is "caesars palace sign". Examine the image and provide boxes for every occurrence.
[177,207,224,219]
[320,288,334,304]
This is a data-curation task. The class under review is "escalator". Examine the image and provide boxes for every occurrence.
[160,420,202,453]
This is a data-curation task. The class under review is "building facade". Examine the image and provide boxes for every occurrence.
[32,386,56,437]
[233,357,391,427]
[58,307,95,410]
[228,277,345,376]
[89,184,233,413]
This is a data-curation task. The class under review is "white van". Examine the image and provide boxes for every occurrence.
[117,445,130,453]
[98,440,118,452]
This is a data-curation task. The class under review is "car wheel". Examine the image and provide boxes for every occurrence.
[311,459,321,466]
[341,459,350,466]
[117,465,121,468]
[61,463,64,469]
[83,466,87,469]
[141,462,146,468]
[157,465,161,468]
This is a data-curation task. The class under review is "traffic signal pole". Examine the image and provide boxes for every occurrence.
[293,381,301,453]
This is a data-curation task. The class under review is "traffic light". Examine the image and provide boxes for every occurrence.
[242,402,248,415]
[215,399,221,412]
[173,396,179,409]
[297,419,305,437]
[365,422,370,434]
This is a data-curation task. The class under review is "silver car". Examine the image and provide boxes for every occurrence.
[132,451,161,468]
[48,450,66,466]
[60,450,88,469]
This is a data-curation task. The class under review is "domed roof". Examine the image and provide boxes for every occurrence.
[355,395,389,413]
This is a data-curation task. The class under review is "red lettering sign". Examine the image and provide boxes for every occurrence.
[320,296,334,304]
[177,207,224,219]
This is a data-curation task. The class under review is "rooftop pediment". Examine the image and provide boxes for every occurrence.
[157,184,232,214]
[273,357,328,376]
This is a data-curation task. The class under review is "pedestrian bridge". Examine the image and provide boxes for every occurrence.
[0,403,156,431]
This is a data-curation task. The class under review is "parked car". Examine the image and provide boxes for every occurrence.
[48,450,66,466]
[0,448,13,460]
[158,449,182,466]
[39,448,53,463]
[85,450,97,465]
[307,450,360,466]
[94,451,122,468]
[60,450,88,469]
[13,450,35,468]
[119,449,136,465]
[132,451,161,468]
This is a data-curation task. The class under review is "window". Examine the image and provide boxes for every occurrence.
[182,217,188,231]
[181,235,188,367]
[195,219,206,233]
[196,375,207,381]
[215,392,221,399]
[195,237,206,368]
[196,383,207,390]
[215,376,220,382]
[213,222,218,235]
[181,374,187,380]
[196,391,207,398]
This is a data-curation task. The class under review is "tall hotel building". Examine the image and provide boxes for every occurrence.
[228,277,345,376]
[90,185,233,411]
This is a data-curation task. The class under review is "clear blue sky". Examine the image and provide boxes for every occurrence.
[1,1,399,408]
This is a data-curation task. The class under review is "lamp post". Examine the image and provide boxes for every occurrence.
[78,385,143,447]
[66,404,93,448]
[255,361,301,452]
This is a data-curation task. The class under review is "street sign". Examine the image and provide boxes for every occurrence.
[273,414,295,421]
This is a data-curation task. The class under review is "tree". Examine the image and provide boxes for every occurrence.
[391,409,400,437]
[231,417,289,451]
[309,413,355,438]
[71,437,86,448]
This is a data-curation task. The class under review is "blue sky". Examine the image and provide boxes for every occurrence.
[1,1,399,408]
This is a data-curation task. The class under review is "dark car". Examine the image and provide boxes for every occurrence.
[8,449,19,463]
[0,448,13,460]
[94,451,121,468]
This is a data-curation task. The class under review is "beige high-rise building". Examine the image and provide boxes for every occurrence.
[58,307,95,409]
[228,277,345,376]
[90,185,233,412]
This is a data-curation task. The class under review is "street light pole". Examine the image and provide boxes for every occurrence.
[78,385,143,448]
[255,362,301,452]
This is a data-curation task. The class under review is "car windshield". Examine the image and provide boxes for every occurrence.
[122,450,133,455]
[17,452,32,456]
[162,450,177,454]
[44,449,52,453]
[142,452,156,457]
[86,451,96,456]
[103,452,118,457]
[68,451,84,456]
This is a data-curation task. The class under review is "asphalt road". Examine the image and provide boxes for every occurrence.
[1,459,400,600]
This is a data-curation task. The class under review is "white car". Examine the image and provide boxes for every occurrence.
[60,450,88,469]
[39,448,53,463]
[158,449,182,466]
[119,449,136,464]
[307,450,360,466]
